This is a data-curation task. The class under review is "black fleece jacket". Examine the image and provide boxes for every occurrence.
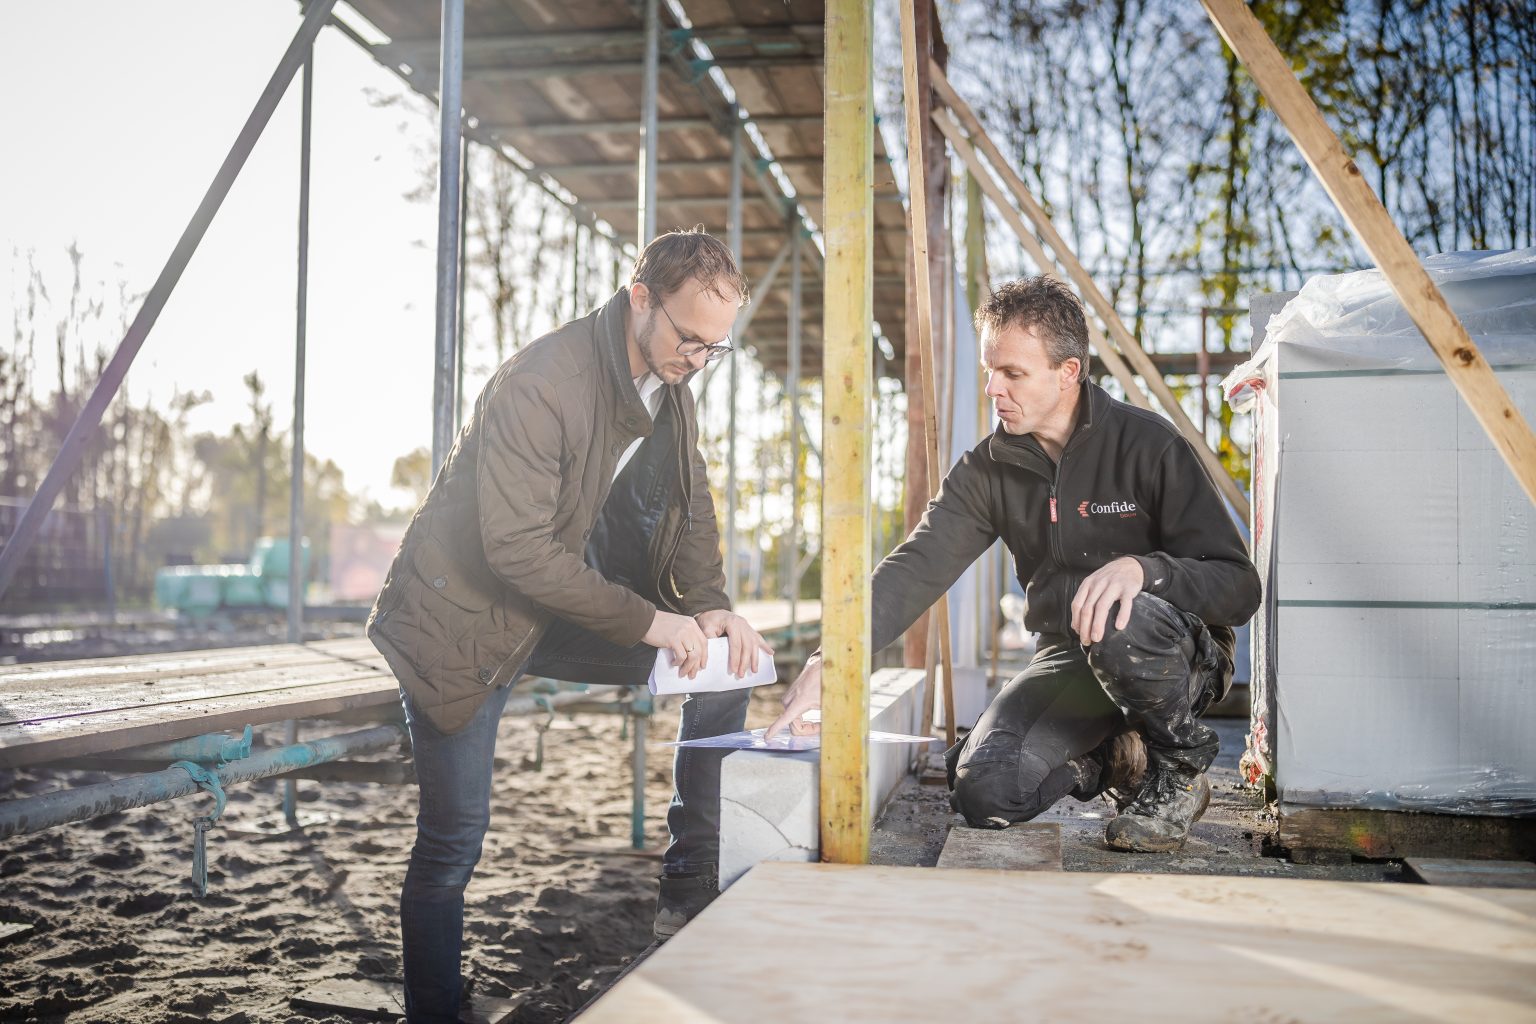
[871,381,1261,660]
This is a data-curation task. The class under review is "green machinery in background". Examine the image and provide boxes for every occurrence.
[154,538,310,618]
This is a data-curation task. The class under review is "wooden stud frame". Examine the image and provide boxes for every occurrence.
[901,0,958,747]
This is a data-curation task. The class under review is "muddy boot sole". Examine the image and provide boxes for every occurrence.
[1104,778,1211,853]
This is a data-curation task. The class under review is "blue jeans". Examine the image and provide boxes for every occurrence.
[398,674,747,1022]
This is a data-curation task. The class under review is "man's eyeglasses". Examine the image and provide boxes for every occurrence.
[656,299,734,363]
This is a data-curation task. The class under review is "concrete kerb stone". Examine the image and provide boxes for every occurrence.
[720,668,928,888]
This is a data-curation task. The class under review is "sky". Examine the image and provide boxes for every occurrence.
[2,2,445,507]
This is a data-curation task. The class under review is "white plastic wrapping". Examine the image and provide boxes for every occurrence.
[1225,248,1536,816]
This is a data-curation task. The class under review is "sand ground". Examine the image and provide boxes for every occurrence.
[1,683,754,1024]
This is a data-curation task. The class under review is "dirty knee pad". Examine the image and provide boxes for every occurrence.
[1087,594,1191,679]
[950,748,1055,828]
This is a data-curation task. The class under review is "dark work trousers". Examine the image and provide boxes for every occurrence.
[398,624,748,1023]
[948,592,1226,828]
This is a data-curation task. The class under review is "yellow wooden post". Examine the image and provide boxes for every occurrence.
[1199,0,1536,507]
[820,0,874,865]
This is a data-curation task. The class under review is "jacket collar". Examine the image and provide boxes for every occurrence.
[987,380,1110,475]
[596,287,655,439]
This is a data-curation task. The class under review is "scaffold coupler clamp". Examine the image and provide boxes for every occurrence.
[172,760,228,897]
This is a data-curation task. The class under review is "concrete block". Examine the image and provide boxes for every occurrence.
[1277,672,1461,808]
[719,667,927,889]
[1276,606,1457,680]
[1276,450,1458,567]
[1457,369,1536,450]
[1283,375,1456,453]
[718,750,820,885]
[1276,560,1453,604]
[936,823,1061,871]
[1458,448,1536,569]
[936,666,997,731]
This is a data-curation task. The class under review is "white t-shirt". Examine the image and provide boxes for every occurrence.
[613,373,666,480]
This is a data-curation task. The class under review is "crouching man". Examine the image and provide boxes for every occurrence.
[768,276,1260,852]
[368,228,771,1023]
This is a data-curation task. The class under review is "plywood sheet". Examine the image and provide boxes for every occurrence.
[581,862,1536,1023]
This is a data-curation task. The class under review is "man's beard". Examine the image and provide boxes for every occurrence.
[637,308,686,381]
[636,308,666,378]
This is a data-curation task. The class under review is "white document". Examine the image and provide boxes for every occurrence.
[667,728,940,751]
[647,635,778,696]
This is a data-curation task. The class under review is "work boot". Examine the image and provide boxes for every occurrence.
[1104,757,1210,853]
[654,869,719,940]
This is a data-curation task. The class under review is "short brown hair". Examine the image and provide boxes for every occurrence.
[630,226,749,306]
[974,276,1090,381]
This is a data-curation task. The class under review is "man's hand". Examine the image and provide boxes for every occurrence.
[764,654,823,740]
[643,610,710,679]
[695,610,775,679]
[1070,556,1145,645]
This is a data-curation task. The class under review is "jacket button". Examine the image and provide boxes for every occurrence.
[611,442,624,455]
[625,417,637,429]
[478,667,492,682]
[432,576,447,589]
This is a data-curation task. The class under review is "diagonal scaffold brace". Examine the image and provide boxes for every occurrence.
[0,0,340,601]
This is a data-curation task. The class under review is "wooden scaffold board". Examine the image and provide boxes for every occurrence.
[580,861,1536,1022]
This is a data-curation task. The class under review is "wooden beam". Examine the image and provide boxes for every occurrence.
[819,0,875,866]
[931,63,1252,522]
[901,0,956,748]
[931,110,1152,413]
[1199,0,1536,507]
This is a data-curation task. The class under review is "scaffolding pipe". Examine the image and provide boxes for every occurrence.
[572,221,584,320]
[431,0,465,475]
[726,109,743,603]
[733,239,791,340]
[283,26,316,825]
[0,725,405,841]
[288,32,312,645]
[456,133,469,431]
[0,0,339,602]
[115,727,254,765]
[786,227,802,650]
[639,0,660,245]
[630,706,647,849]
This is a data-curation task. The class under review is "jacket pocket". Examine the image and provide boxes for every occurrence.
[411,536,501,612]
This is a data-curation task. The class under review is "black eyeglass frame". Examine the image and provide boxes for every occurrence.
[655,298,734,362]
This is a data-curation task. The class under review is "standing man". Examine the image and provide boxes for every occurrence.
[768,276,1260,852]
[368,228,771,1022]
